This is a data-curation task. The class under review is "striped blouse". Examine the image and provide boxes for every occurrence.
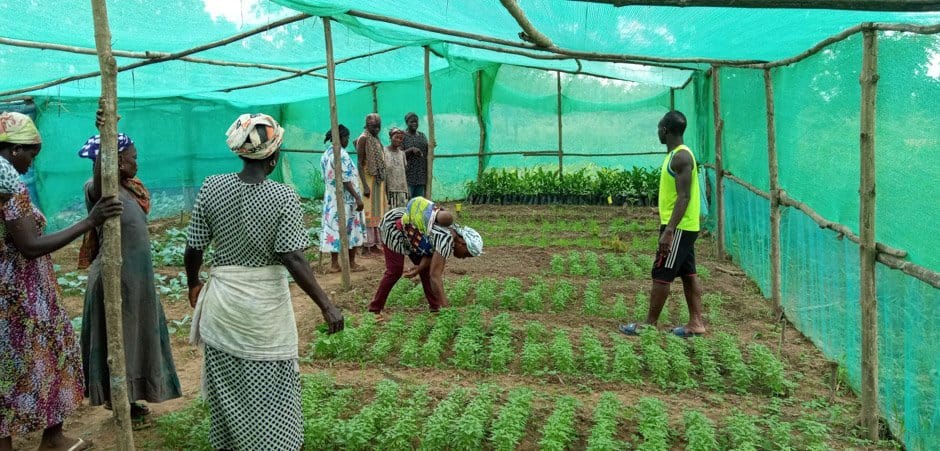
[380,207,454,259]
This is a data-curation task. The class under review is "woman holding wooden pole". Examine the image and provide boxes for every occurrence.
[1,111,121,451]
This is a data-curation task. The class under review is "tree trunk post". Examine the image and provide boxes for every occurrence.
[424,47,436,199]
[371,83,378,114]
[669,88,675,111]
[859,25,880,442]
[711,66,726,256]
[89,1,135,449]
[323,17,351,289]
[556,71,564,179]
[764,68,783,319]
[475,70,487,183]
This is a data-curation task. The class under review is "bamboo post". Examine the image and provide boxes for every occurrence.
[712,66,726,256]
[371,84,378,114]
[556,71,564,179]
[323,18,351,289]
[475,71,487,182]
[764,68,783,319]
[89,1,135,449]
[424,47,436,199]
[859,26,880,442]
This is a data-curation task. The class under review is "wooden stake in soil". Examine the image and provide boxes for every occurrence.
[475,71,487,183]
[764,68,784,323]
[711,66,726,256]
[859,26,880,442]
[556,71,564,179]
[323,18,351,289]
[89,1,135,449]
[371,84,378,114]
[424,47,436,199]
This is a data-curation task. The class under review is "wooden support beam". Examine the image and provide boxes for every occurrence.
[859,26,880,442]
[712,66,726,256]
[323,18,351,288]
[569,0,940,11]
[371,84,379,113]
[448,40,700,72]
[498,0,554,47]
[669,88,675,110]
[556,71,564,179]
[344,9,768,66]
[89,1,135,449]
[765,68,783,319]
[0,13,311,99]
[424,47,436,199]
[475,71,487,182]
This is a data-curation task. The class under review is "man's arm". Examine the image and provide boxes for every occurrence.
[659,150,693,254]
[355,136,370,197]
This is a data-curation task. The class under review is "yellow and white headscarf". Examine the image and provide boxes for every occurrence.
[225,113,283,160]
[0,112,41,145]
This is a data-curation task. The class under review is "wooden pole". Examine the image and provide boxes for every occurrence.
[556,71,564,179]
[89,1,135,449]
[371,84,378,114]
[569,0,940,12]
[859,26,880,442]
[498,0,554,47]
[475,71,487,182]
[764,68,783,320]
[424,47,436,199]
[711,66,726,256]
[669,88,675,111]
[323,18,351,289]
[0,13,311,99]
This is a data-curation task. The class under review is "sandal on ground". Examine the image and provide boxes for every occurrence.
[371,312,385,322]
[130,402,151,419]
[63,437,93,451]
[671,326,704,338]
[617,323,647,336]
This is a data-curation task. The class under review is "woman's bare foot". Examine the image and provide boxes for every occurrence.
[39,424,92,451]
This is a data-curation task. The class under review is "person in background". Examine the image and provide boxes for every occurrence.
[355,113,386,258]
[368,196,482,320]
[185,113,344,450]
[619,110,705,338]
[402,112,428,198]
[384,127,409,209]
[78,123,181,421]
[320,124,366,273]
[1,111,122,451]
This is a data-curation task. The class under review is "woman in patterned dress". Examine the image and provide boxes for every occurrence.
[184,113,344,450]
[355,113,387,257]
[319,124,365,273]
[384,127,409,209]
[1,111,122,451]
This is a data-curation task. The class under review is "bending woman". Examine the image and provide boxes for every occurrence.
[78,131,181,420]
[185,113,344,450]
[1,112,121,451]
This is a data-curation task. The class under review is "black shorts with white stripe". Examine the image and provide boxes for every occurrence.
[651,225,698,283]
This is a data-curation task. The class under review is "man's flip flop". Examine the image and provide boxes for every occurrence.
[66,438,93,451]
[617,323,643,336]
[671,326,703,338]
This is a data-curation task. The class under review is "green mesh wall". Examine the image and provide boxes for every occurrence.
[712,31,940,450]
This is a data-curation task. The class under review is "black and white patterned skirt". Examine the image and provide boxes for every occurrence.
[204,345,302,450]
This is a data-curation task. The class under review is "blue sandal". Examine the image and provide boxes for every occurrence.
[671,326,703,338]
[618,323,644,336]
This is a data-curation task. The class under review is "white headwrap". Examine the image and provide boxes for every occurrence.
[225,113,284,160]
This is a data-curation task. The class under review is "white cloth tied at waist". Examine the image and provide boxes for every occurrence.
[190,265,298,361]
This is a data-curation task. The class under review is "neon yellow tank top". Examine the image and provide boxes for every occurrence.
[658,144,700,232]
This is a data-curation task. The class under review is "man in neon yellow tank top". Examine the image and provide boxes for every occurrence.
[619,110,706,338]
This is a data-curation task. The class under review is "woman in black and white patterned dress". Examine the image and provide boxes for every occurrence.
[184,113,344,450]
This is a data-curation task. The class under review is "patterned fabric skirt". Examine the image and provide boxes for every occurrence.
[363,174,387,228]
[387,191,408,209]
[204,345,302,451]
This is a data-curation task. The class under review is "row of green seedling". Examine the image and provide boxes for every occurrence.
[308,310,792,396]
[158,375,830,451]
